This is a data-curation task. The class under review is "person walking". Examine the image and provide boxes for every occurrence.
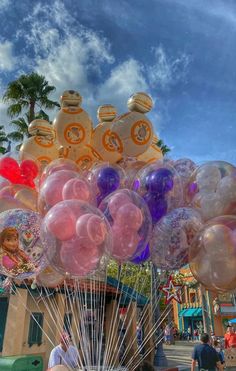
[224,325,236,348]
[191,333,223,371]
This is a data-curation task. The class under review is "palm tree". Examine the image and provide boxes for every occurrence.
[3,72,60,125]
[0,125,10,154]
[156,139,171,155]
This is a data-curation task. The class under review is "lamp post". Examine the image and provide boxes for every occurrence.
[152,265,168,367]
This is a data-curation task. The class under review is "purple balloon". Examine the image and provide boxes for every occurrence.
[145,168,174,194]
[96,167,120,205]
[143,192,167,224]
[97,167,120,193]
[130,244,150,264]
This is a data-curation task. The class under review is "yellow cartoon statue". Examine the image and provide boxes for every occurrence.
[91,104,122,164]
[111,92,154,158]
[137,134,163,163]
[53,90,92,162]
[19,119,59,168]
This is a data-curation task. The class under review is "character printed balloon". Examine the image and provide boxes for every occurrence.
[0,209,45,279]
[150,207,203,270]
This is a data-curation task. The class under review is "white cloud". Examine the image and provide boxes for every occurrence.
[0,41,15,71]
[97,59,148,110]
[147,46,190,90]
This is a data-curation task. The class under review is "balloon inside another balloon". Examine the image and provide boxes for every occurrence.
[187,161,236,221]
[36,265,65,288]
[134,161,183,224]
[88,163,126,206]
[40,158,79,187]
[173,158,197,205]
[0,184,38,212]
[99,189,152,262]
[62,177,95,205]
[189,215,236,292]
[130,243,150,264]
[150,207,203,270]
[38,170,79,215]
[0,209,46,279]
[40,200,112,278]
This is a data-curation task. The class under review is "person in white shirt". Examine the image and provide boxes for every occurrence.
[48,332,79,370]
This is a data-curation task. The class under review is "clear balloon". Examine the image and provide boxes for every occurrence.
[0,197,27,213]
[187,161,236,221]
[62,177,94,204]
[99,189,152,262]
[88,163,125,206]
[36,265,65,288]
[40,200,112,278]
[0,185,38,211]
[151,207,203,270]
[38,170,78,214]
[40,158,79,186]
[130,243,150,264]
[0,209,46,279]
[134,161,183,224]
[189,215,236,292]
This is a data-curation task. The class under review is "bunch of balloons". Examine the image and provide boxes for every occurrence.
[0,90,236,294]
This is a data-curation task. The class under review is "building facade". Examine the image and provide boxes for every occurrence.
[173,267,236,338]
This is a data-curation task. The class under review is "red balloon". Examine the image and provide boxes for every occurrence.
[20,159,39,179]
[0,157,21,183]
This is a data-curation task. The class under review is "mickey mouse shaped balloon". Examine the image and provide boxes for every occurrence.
[53,90,92,162]
[111,92,154,158]
[20,119,59,169]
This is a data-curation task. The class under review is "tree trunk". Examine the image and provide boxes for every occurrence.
[29,101,35,124]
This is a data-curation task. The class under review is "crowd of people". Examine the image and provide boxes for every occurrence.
[47,325,236,370]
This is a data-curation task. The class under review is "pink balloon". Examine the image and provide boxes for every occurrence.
[40,170,78,207]
[114,203,143,231]
[108,192,132,219]
[76,213,107,245]
[110,225,140,261]
[60,237,101,276]
[45,204,77,241]
[62,178,91,202]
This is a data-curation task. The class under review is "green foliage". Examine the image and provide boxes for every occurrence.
[2,72,59,146]
[0,125,9,154]
[155,139,171,155]
[3,72,59,122]
[107,260,152,297]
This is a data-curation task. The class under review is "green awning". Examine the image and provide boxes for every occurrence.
[179,308,202,317]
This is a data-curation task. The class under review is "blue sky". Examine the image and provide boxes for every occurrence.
[0,0,236,164]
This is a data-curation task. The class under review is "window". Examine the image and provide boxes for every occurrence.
[28,312,44,347]
[64,312,72,336]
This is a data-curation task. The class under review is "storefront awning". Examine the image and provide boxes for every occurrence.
[179,308,202,317]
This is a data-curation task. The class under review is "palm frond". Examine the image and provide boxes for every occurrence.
[7,131,24,142]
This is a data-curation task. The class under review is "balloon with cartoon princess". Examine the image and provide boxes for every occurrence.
[0,209,45,279]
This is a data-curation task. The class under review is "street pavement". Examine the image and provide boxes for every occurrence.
[159,341,234,371]
[163,340,193,369]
